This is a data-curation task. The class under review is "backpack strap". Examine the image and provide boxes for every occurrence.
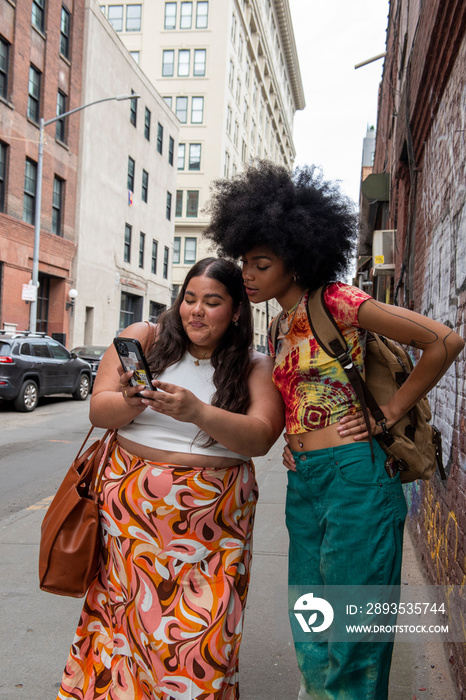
[306,287,389,461]
[269,313,282,356]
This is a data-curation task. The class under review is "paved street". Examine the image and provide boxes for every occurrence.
[0,400,459,699]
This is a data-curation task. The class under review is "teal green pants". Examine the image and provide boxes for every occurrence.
[286,441,407,700]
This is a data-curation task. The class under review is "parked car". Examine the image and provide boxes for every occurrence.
[0,331,92,412]
[70,345,107,388]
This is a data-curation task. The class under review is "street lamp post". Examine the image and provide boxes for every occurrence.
[29,94,140,332]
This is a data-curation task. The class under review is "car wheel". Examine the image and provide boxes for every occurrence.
[72,374,90,401]
[14,380,39,412]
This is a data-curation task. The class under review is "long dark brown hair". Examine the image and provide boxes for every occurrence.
[146,258,254,443]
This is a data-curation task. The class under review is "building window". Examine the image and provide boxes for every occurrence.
[32,0,45,33]
[177,143,186,169]
[193,49,206,76]
[149,301,166,322]
[127,156,135,191]
[189,143,201,171]
[59,6,71,58]
[162,49,175,76]
[173,236,181,263]
[171,284,180,305]
[0,37,9,100]
[23,158,37,225]
[130,91,137,126]
[0,141,7,213]
[139,232,145,267]
[56,91,67,142]
[163,96,172,108]
[252,81,258,108]
[186,190,199,218]
[166,191,172,220]
[52,176,64,236]
[191,96,204,123]
[250,119,255,145]
[184,237,197,264]
[108,5,124,31]
[233,121,239,148]
[196,1,208,28]
[126,4,141,31]
[178,49,190,77]
[124,223,132,262]
[141,169,148,202]
[175,191,183,217]
[130,50,139,63]
[235,78,241,104]
[180,2,192,29]
[120,291,143,329]
[231,12,237,43]
[27,65,41,123]
[157,123,163,154]
[228,61,234,90]
[151,239,158,273]
[168,136,174,165]
[164,2,176,29]
[144,107,151,140]
[176,96,188,123]
[226,105,232,134]
[163,247,169,279]
[224,151,230,178]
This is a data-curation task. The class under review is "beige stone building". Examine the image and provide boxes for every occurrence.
[99,0,305,351]
[70,0,179,347]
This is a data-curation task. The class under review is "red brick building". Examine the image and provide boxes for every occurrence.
[359,0,466,693]
[0,0,84,343]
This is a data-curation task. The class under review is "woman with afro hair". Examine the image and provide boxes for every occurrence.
[204,160,464,700]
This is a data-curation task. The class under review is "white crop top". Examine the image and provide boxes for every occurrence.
[117,351,249,461]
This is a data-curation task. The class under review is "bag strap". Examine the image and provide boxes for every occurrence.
[93,429,117,494]
[305,287,391,461]
[269,313,281,355]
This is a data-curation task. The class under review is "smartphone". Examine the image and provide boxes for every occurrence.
[113,337,154,395]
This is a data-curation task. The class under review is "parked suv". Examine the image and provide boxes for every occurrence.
[0,331,92,412]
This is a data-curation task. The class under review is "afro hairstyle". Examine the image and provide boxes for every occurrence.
[204,160,357,291]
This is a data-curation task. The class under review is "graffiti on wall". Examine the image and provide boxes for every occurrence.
[421,193,466,474]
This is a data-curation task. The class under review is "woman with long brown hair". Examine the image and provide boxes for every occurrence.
[57,257,284,700]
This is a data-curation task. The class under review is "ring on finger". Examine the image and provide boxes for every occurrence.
[120,382,128,387]
[124,390,128,398]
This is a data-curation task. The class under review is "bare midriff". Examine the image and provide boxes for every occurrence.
[117,434,245,468]
[288,422,369,452]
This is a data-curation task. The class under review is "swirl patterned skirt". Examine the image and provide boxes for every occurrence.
[57,443,258,700]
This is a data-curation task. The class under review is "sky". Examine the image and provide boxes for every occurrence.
[288,0,390,206]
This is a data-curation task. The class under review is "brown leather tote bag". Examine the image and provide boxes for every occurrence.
[39,427,116,597]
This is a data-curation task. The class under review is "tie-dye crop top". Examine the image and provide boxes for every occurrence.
[268,282,372,434]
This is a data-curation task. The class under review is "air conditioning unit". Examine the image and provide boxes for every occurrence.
[372,230,396,276]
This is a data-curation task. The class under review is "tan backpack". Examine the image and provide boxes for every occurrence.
[270,287,445,484]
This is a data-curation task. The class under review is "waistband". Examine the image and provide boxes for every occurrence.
[113,442,252,471]
[291,441,384,462]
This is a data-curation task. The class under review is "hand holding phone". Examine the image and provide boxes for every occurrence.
[113,337,154,396]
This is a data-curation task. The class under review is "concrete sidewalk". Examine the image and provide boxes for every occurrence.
[0,440,458,699]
